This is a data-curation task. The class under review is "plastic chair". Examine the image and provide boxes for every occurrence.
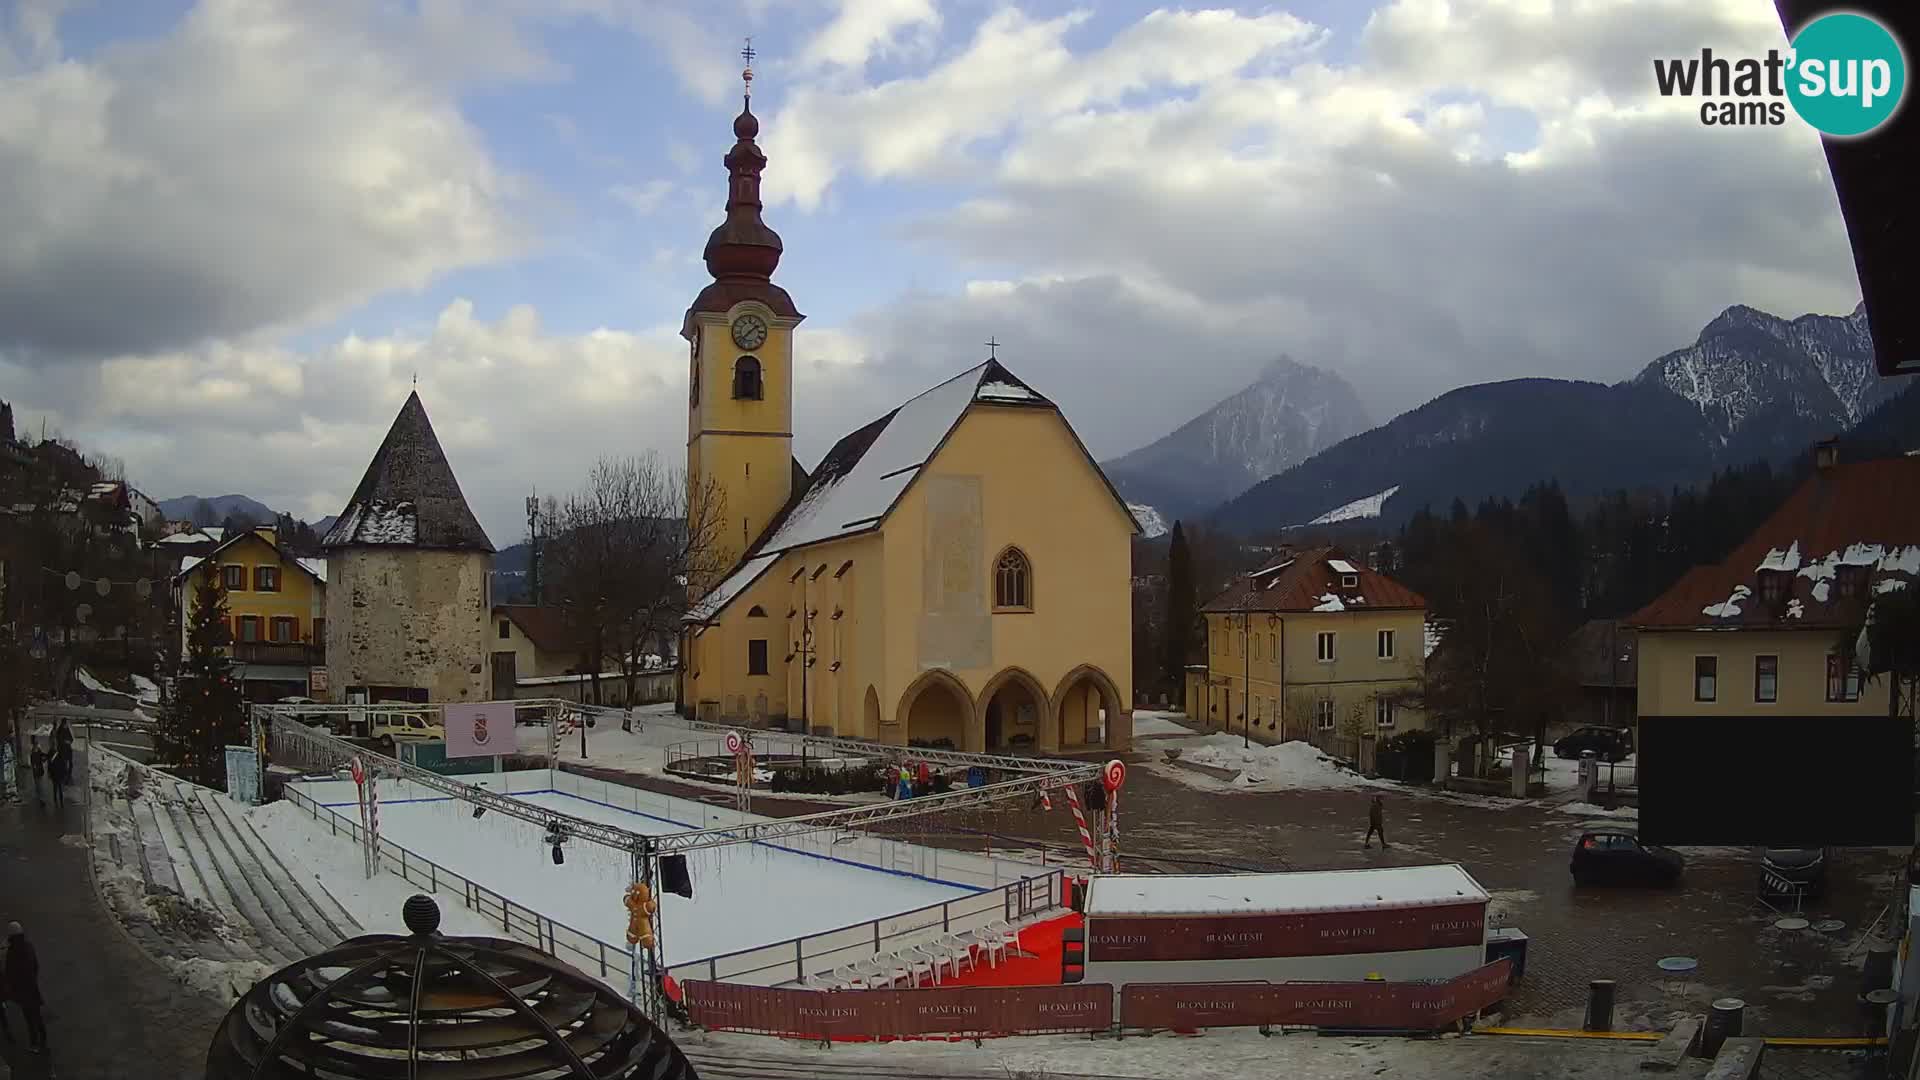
[932,933,975,978]
[898,948,937,988]
[831,963,869,990]
[967,925,1007,967]
[851,955,893,988]
[986,919,1022,957]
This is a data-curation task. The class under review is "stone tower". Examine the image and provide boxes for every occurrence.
[322,391,495,703]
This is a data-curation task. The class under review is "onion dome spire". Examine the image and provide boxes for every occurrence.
[704,37,782,282]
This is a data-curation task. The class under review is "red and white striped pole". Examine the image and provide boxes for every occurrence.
[1102,760,1127,875]
[1063,783,1099,871]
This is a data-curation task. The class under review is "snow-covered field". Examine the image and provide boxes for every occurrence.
[288,772,985,967]
[1172,735,1381,791]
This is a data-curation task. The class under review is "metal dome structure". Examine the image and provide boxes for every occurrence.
[205,895,697,1079]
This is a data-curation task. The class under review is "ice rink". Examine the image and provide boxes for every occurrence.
[290,770,985,967]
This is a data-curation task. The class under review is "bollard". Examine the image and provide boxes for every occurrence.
[1863,938,1898,997]
[1864,988,1898,1039]
[1700,998,1744,1057]
[1584,980,1615,1032]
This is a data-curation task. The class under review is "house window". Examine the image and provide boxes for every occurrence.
[1316,631,1336,662]
[1827,653,1862,702]
[222,565,246,591]
[994,548,1032,610]
[237,615,260,643]
[1836,566,1867,599]
[747,639,769,676]
[1758,570,1787,607]
[1268,632,1276,660]
[1252,635,1261,661]
[1378,629,1395,659]
[254,565,280,592]
[1375,697,1396,729]
[1314,699,1336,730]
[269,617,296,644]
[1693,656,1717,702]
[747,605,767,617]
[498,620,511,639]
[1340,573,1359,589]
[1755,655,1778,703]
[733,356,763,400]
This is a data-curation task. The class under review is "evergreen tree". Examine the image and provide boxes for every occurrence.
[160,564,247,785]
[1164,521,1197,706]
[1852,585,1920,725]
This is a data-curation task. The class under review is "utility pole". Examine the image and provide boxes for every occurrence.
[525,494,543,606]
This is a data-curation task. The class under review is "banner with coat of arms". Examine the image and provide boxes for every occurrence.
[444,702,515,759]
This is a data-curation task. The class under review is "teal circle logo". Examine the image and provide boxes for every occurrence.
[1785,12,1907,137]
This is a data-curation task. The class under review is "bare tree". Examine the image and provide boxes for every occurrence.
[543,455,729,711]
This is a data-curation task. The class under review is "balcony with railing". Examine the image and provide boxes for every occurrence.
[228,640,323,666]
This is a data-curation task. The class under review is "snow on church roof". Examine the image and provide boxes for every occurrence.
[752,359,1052,557]
[686,553,779,623]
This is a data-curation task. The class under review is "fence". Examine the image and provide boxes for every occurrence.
[660,732,880,779]
[682,960,1513,1040]
[278,783,637,987]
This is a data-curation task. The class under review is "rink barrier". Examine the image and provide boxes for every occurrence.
[284,769,1066,987]
[280,783,634,985]
[680,959,1513,1040]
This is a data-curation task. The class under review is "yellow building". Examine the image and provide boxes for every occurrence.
[677,85,1138,753]
[176,526,327,699]
[1191,547,1429,749]
[1628,447,1918,722]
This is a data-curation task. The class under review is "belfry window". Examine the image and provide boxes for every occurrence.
[733,356,763,400]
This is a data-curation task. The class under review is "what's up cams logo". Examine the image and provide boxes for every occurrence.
[1654,11,1907,136]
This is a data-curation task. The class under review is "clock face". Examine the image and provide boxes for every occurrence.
[731,314,768,350]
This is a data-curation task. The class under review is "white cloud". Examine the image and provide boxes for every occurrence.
[801,0,940,69]
[0,0,529,363]
[611,179,676,214]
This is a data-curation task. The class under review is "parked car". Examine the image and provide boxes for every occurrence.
[1570,826,1683,887]
[1554,726,1632,763]
[365,711,445,752]
[1760,848,1830,903]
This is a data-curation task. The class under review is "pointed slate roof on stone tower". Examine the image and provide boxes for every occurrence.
[322,391,495,552]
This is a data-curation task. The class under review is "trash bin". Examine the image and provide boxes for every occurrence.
[1485,927,1529,980]
[1701,998,1745,1057]
[1863,938,1898,997]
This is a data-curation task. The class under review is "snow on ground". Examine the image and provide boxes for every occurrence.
[1130,710,1195,738]
[1166,735,1376,791]
[160,957,278,1001]
[1307,484,1401,526]
[1553,801,1639,820]
[288,780,976,965]
[247,800,501,939]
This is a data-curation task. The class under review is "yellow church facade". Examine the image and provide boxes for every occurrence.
[676,77,1136,754]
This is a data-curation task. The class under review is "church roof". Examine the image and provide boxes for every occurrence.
[323,391,495,553]
[686,358,1135,623]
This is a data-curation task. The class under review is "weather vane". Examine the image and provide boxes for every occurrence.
[742,37,755,99]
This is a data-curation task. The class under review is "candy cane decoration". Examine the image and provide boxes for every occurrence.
[1063,784,1098,871]
[1102,760,1126,875]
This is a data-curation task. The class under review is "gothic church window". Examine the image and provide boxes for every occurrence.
[733,356,763,400]
[994,547,1032,610]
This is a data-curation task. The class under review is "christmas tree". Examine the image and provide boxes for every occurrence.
[159,563,247,785]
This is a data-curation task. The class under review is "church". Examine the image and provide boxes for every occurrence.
[677,63,1137,755]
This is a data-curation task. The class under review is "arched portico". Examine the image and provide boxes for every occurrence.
[1050,664,1128,751]
[976,667,1051,753]
[896,668,974,751]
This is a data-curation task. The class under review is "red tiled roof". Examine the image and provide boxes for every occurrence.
[1629,455,1920,630]
[1200,547,1427,614]
[497,605,584,654]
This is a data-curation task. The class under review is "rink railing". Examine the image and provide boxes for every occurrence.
[279,783,636,987]
[279,767,1065,989]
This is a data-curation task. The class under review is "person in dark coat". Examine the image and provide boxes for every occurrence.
[29,741,46,807]
[4,921,47,1053]
[47,745,67,810]
[1364,794,1389,849]
[55,719,74,757]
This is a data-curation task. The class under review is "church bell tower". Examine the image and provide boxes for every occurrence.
[684,40,804,576]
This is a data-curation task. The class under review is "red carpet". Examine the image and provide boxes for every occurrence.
[935,910,1080,988]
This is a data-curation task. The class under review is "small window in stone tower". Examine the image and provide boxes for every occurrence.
[994,547,1032,610]
[733,356,763,400]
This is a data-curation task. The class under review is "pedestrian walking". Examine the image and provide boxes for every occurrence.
[4,921,47,1054]
[55,719,74,757]
[48,744,68,810]
[29,740,46,807]
[1364,793,1388,849]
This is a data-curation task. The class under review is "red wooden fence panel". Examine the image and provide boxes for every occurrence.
[682,981,1112,1038]
[1088,902,1487,962]
[1120,959,1512,1031]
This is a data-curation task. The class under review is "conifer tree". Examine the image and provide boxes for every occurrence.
[1163,522,1197,705]
[159,564,247,785]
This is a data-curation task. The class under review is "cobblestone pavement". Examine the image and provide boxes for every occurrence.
[572,732,1908,1039]
[1,748,228,1080]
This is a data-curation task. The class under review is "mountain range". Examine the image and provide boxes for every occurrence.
[155,493,335,535]
[1113,302,1912,536]
[1104,357,1371,527]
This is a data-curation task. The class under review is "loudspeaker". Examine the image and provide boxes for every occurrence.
[660,854,693,899]
[1084,782,1107,812]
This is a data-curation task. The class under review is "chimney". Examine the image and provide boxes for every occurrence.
[1814,437,1840,471]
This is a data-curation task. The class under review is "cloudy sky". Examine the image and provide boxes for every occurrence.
[0,0,1865,546]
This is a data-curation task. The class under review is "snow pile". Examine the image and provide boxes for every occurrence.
[1312,593,1345,612]
[1555,801,1638,819]
[1877,578,1910,595]
[161,957,277,1001]
[77,665,113,694]
[1702,584,1751,618]
[1128,503,1168,538]
[1786,598,1805,619]
[131,673,160,703]
[1179,737,1369,790]
[1308,485,1401,526]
